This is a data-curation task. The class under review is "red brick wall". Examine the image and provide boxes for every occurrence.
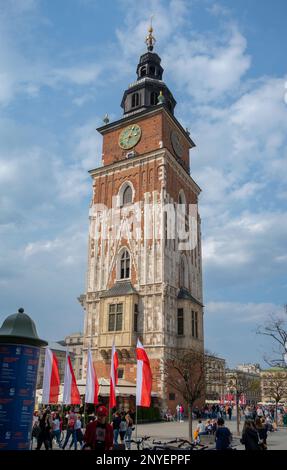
[94,357,162,395]
[102,113,164,166]
[101,109,191,172]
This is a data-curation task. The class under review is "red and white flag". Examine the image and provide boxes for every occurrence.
[63,353,81,405]
[109,342,118,409]
[85,349,99,405]
[136,339,152,407]
[42,347,60,404]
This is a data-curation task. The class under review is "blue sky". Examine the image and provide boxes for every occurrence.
[0,0,286,367]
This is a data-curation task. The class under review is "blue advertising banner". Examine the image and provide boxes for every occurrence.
[0,344,40,450]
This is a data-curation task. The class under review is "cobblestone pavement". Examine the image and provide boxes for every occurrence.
[136,418,287,450]
[31,418,287,450]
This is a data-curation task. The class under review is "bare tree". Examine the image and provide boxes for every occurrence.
[226,371,261,435]
[257,305,287,368]
[162,349,212,442]
[261,371,287,424]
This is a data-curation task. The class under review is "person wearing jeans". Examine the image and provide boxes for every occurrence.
[62,412,77,450]
[125,413,133,450]
[112,412,121,448]
[52,413,62,448]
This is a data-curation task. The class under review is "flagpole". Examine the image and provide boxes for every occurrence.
[135,405,138,440]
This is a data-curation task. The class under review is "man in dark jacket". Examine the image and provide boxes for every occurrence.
[215,418,232,450]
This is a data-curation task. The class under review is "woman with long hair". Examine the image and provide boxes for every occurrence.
[240,420,261,450]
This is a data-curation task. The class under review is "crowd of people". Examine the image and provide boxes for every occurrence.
[193,415,271,450]
[192,403,287,450]
[192,403,287,426]
[32,402,287,451]
[32,405,135,451]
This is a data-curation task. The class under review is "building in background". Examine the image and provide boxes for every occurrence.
[260,367,287,404]
[236,363,261,374]
[205,354,226,401]
[36,342,71,389]
[62,332,84,380]
[79,26,204,411]
[226,368,261,404]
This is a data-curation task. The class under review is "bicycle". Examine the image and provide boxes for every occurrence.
[152,438,209,451]
[125,435,152,450]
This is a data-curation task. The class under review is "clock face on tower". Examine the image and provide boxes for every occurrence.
[119,124,142,149]
[171,130,183,158]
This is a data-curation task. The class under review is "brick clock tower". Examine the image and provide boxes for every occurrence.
[80,27,204,411]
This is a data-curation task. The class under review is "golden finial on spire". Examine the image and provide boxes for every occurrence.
[145,16,156,51]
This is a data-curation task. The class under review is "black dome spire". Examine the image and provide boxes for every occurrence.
[120,25,176,116]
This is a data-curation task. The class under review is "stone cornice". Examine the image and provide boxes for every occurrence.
[96,105,195,148]
[89,148,165,178]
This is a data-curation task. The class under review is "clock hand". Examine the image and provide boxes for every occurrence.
[127,126,135,139]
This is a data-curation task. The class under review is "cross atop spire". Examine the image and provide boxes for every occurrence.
[145,17,156,51]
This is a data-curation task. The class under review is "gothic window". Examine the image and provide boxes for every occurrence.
[132,93,140,108]
[177,308,184,336]
[108,303,123,331]
[119,181,134,207]
[122,185,132,205]
[150,91,158,105]
[120,250,130,279]
[140,67,146,77]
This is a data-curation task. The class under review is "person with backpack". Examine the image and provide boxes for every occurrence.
[83,406,113,450]
[62,409,77,450]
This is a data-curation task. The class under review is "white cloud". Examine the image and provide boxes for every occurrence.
[164,25,251,102]
[52,64,102,86]
[202,210,287,270]
[73,120,102,166]
[116,0,189,58]
[206,301,282,324]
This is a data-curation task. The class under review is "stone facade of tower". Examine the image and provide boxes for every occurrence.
[79,35,204,411]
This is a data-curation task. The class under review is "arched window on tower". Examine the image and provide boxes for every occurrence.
[140,67,147,77]
[120,249,130,279]
[149,65,155,76]
[122,185,132,206]
[119,181,134,207]
[150,91,158,105]
[131,93,140,108]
